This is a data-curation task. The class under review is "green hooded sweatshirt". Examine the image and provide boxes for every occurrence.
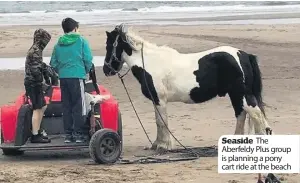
[50,32,93,79]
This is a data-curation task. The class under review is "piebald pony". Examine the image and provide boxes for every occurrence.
[103,24,272,151]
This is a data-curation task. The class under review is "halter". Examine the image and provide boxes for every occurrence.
[105,34,123,74]
[104,33,130,78]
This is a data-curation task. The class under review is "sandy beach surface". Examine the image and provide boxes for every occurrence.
[1,24,300,183]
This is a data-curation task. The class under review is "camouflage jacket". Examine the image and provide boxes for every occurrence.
[24,29,57,87]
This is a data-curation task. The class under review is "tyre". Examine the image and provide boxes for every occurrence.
[89,129,121,164]
[15,104,32,146]
[1,132,24,156]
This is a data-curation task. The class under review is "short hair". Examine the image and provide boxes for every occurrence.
[61,17,79,33]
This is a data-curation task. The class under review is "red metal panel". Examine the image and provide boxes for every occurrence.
[91,85,119,132]
[0,105,18,143]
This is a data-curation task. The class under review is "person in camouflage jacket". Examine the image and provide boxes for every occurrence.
[24,28,57,144]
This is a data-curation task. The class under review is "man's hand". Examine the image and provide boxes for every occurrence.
[91,95,110,104]
[42,63,59,86]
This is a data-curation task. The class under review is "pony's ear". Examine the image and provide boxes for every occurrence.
[116,23,127,35]
[105,31,110,37]
[121,24,128,34]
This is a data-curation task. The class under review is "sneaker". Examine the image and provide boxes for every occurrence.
[74,135,84,143]
[38,129,49,140]
[74,134,89,143]
[31,134,51,143]
[64,134,73,143]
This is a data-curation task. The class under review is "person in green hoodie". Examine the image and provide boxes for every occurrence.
[50,17,93,143]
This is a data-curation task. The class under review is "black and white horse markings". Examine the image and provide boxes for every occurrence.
[103,24,272,152]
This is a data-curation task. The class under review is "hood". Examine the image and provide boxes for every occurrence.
[58,33,81,45]
[33,28,51,50]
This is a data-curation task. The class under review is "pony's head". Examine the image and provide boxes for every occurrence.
[103,24,140,76]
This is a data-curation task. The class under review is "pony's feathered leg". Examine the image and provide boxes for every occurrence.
[151,100,173,151]
[228,89,247,135]
[243,104,271,135]
[247,114,255,134]
[234,110,247,135]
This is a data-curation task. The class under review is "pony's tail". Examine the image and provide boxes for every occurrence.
[248,54,266,118]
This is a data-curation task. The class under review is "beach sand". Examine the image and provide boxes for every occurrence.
[1,24,300,183]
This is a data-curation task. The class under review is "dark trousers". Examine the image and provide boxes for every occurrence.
[60,78,87,135]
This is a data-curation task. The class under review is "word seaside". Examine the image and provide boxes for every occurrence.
[218,135,300,174]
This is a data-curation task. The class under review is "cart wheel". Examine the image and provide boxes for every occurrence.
[89,128,121,164]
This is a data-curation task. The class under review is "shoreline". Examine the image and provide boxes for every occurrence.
[1,11,300,27]
[2,6,300,26]
[2,18,300,28]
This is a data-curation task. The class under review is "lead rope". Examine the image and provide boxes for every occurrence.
[118,76,153,145]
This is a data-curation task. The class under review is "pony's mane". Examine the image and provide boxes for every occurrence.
[126,28,179,54]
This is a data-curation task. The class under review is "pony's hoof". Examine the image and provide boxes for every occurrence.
[143,146,150,150]
[266,127,272,135]
[257,180,264,183]
[150,140,173,153]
